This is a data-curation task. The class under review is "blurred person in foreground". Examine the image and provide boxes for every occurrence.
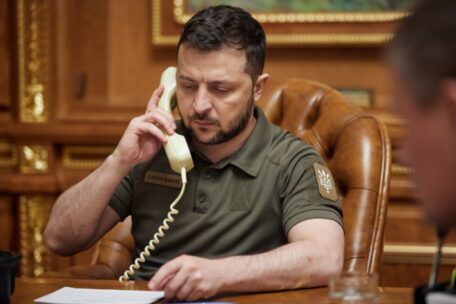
[387,0,456,231]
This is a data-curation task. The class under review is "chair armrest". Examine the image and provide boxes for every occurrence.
[40,263,118,280]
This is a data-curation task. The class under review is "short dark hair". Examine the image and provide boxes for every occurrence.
[387,0,456,107]
[177,5,266,82]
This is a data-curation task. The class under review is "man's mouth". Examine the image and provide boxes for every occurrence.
[193,120,215,127]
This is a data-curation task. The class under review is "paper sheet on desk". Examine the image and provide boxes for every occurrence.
[34,287,164,304]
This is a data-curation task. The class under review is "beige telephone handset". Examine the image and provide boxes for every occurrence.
[157,67,194,174]
[119,67,194,282]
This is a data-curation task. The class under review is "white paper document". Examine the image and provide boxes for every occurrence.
[34,287,164,304]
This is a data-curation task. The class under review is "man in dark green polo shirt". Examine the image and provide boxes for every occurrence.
[44,5,344,301]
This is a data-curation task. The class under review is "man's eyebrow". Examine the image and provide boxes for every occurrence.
[179,74,237,86]
[178,74,196,82]
[211,80,236,86]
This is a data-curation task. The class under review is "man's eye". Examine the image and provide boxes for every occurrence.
[213,87,230,93]
[182,83,196,89]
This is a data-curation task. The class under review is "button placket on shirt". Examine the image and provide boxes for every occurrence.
[194,168,214,214]
[198,193,206,202]
[204,170,212,179]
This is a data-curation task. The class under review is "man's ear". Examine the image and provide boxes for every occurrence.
[253,73,269,102]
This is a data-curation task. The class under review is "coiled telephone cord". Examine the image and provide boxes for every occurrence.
[119,167,187,282]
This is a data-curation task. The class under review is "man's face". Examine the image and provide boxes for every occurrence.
[176,44,256,145]
[392,69,456,228]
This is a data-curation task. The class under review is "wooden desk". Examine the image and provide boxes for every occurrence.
[11,278,413,303]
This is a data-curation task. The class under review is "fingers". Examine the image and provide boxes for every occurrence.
[174,270,204,301]
[148,259,182,290]
[164,268,191,301]
[157,273,174,290]
[143,85,177,135]
[135,122,167,143]
[149,256,212,302]
[146,85,164,112]
[186,289,205,302]
[154,107,177,131]
[138,109,176,135]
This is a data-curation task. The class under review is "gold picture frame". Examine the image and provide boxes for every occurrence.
[152,0,412,47]
[173,0,407,24]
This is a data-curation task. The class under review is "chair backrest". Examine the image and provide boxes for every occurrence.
[258,78,391,273]
[91,78,391,276]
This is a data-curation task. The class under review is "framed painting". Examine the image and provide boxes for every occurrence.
[152,0,417,47]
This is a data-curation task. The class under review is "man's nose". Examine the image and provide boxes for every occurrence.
[193,86,212,113]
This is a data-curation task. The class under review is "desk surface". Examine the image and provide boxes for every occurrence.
[12,278,413,304]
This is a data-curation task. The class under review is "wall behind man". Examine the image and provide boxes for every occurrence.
[0,0,15,254]
[54,0,392,118]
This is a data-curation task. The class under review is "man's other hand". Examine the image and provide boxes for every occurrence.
[148,255,224,301]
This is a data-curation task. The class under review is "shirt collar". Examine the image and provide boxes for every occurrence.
[177,107,273,177]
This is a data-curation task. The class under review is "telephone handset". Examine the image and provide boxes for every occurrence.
[119,67,194,282]
[158,67,194,173]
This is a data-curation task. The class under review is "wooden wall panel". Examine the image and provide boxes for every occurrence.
[55,0,108,108]
[381,264,456,288]
[0,0,15,253]
[54,0,392,122]
[266,48,392,108]
[0,0,11,109]
[0,195,16,252]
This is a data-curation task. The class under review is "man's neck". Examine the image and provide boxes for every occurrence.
[191,115,257,164]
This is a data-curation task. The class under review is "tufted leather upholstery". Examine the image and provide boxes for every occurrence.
[44,78,391,279]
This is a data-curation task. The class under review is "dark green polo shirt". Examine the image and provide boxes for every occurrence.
[109,107,343,280]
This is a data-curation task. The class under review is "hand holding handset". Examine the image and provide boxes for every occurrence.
[119,67,193,282]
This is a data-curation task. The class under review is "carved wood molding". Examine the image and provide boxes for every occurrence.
[16,0,51,123]
[391,163,414,176]
[20,144,49,173]
[19,194,53,277]
[384,244,456,265]
[62,145,114,170]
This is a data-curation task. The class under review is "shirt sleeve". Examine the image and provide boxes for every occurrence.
[108,169,135,221]
[280,150,344,235]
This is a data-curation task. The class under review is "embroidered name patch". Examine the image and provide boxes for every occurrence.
[313,163,338,202]
[144,171,182,188]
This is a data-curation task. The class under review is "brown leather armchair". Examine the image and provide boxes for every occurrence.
[44,78,391,279]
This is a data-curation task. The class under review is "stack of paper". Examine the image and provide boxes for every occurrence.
[34,287,164,304]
